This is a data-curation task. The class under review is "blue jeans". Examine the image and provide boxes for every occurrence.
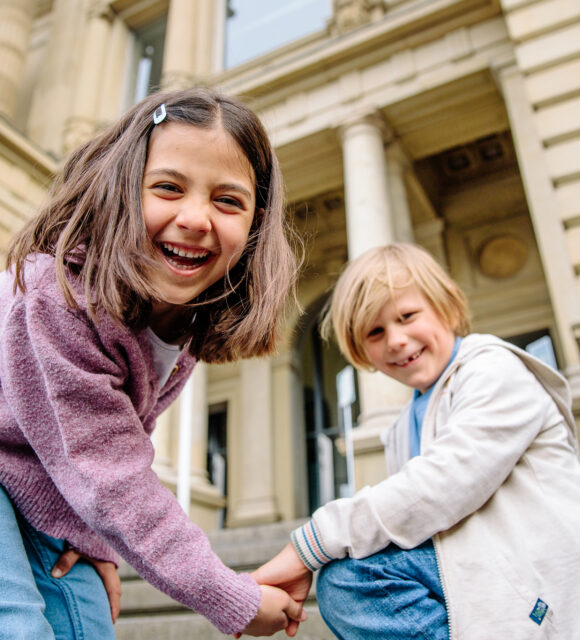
[317,539,449,640]
[0,484,115,640]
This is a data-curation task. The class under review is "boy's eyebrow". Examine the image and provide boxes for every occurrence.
[144,169,253,198]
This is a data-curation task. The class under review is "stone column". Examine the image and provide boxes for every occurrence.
[0,0,35,119]
[498,64,580,388]
[63,0,113,153]
[386,143,414,244]
[338,112,412,434]
[231,358,278,525]
[211,0,227,73]
[161,0,196,89]
[187,362,213,488]
[27,0,86,155]
[339,112,395,260]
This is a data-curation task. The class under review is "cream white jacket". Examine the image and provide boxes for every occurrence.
[293,334,580,638]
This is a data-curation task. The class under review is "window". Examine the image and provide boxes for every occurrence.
[207,402,228,527]
[128,16,166,104]
[225,0,331,69]
[301,316,360,513]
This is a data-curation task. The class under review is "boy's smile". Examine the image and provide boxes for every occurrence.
[362,284,456,393]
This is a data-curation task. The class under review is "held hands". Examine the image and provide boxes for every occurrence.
[237,543,313,637]
[51,549,121,623]
[237,584,307,637]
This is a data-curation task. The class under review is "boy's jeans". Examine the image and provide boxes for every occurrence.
[0,484,115,640]
[317,539,449,640]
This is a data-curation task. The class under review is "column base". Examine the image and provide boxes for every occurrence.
[227,497,280,528]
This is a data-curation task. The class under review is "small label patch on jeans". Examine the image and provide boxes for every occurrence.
[529,598,549,625]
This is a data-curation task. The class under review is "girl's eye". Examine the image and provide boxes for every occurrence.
[215,195,244,209]
[153,183,182,194]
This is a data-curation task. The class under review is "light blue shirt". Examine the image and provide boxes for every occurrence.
[409,337,461,458]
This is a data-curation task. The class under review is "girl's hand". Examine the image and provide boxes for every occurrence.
[251,543,313,637]
[51,549,122,623]
[236,584,306,637]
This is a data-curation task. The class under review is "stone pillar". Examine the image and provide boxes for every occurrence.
[386,143,414,244]
[339,111,395,260]
[338,112,412,435]
[0,0,35,119]
[27,0,86,155]
[498,64,580,388]
[63,0,113,152]
[231,358,278,525]
[161,0,196,89]
[188,362,213,487]
[211,0,227,73]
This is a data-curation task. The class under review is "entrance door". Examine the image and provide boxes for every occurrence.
[300,310,360,513]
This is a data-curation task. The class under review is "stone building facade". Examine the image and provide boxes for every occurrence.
[1,0,579,536]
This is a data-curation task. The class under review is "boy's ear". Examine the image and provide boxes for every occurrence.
[449,307,461,333]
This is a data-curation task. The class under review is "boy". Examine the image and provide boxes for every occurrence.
[254,244,580,639]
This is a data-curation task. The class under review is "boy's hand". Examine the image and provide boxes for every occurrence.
[51,549,121,623]
[251,543,313,636]
[238,584,306,637]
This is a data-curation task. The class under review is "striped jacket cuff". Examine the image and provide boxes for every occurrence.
[291,520,334,571]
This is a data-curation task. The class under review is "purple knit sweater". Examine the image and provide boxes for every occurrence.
[0,254,260,634]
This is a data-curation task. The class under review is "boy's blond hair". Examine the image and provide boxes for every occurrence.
[320,243,471,370]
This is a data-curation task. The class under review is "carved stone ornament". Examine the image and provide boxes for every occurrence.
[330,0,384,34]
[477,234,528,280]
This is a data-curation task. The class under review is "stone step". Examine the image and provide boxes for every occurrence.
[116,605,332,640]
[116,520,335,639]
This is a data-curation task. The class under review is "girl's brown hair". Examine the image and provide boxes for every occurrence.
[8,88,299,363]
[320,243,471,370]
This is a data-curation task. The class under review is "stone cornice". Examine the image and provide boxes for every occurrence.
[216,0,502,104]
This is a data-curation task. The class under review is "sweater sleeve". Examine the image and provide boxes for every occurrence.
[0,288,260,634]
[292,346,557,567]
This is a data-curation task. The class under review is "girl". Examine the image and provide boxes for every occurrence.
[0,88,305,638]
[253,243,580,639]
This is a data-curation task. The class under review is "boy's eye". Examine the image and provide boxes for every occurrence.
[366,326,384,339]
[399,311,416,322]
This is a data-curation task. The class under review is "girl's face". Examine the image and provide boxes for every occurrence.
[362,283,456,393]
[142,121,256,324]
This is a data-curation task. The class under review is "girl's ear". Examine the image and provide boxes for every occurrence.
[256,207,265,217]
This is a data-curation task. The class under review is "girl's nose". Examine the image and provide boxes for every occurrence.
[175,200,212,233]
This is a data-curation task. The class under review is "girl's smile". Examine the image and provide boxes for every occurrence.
[362,284,456,392]
[141,121,256,329]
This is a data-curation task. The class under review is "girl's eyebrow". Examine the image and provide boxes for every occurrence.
[217,183,253,199]
[144,169,253,199]
[144,168,187,182]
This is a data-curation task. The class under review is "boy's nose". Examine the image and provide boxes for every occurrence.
[175,200,212,233]
[386,325,407,350]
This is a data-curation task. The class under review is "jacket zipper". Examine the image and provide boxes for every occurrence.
[433,533,455,639]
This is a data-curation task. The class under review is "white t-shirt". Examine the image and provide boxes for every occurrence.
[146,327,183,388]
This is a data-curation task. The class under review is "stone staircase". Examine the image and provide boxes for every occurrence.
[115,520,334,639]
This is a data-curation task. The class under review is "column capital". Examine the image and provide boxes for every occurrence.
[88,0,114,22]
[160,70,197,91]
[337,107,393,143]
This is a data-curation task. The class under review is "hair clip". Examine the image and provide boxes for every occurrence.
[153,104,167,125]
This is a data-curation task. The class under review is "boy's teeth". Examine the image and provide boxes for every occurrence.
[398,350,421,366]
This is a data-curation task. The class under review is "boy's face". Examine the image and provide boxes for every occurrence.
[362,283,456,393]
